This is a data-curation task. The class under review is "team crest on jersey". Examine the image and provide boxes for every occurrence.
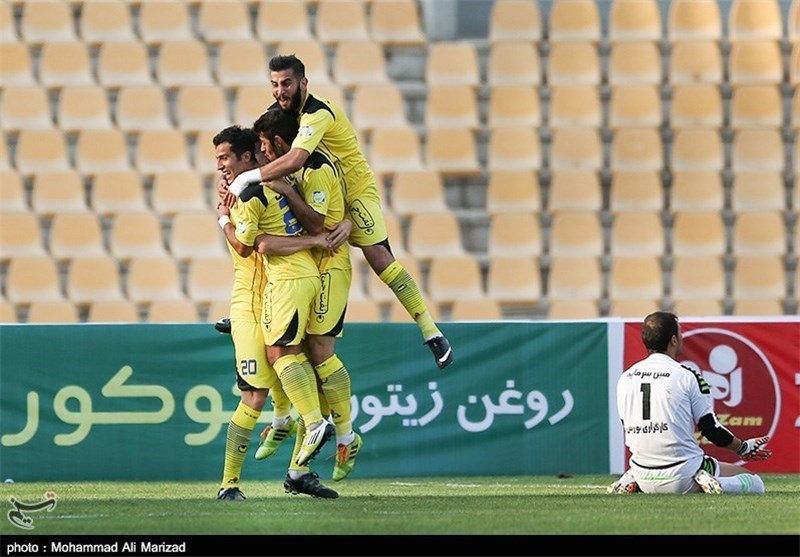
[298,125,313,138]
[312,190,326,204]
[236,221,247,234]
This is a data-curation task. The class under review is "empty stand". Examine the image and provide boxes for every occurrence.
[450,298,503,321]
[148,300,200,323]
[610,128,663,171]
[0,212,46,260]
[549,212,604,258]
[547,300,600,319]
[609,212,665,257]
[20,1,76,44]
[487,212,542,257]
[0,171,27,212]
[608,0,661,43]
[139,2,193,44]
[670,171,724,212]
[86,301,140,323]
[175,85,229,132]
[156,41,214,88]
[607,298,662,318]
[609,256,663,301]
[548,170,602,213]
[80,0,136,45]
[425,128,481,176]
[351,83,407,133]
[550,128,602,171]
[547,257,603,301]
[316,0,369,44]
[186,256,235,305]
[136,130,191,175]
[671,129,724,171]
[732,211,787,256]
[97,41,154,87]
[116,85,172,132]
[731,129,783,172]
[26,300,79,324]
[549,85,602,129]
[170,211,227,261]
[427,254,485,303]
[608,42,662,85]
[728,41,782,85]
[731,171,785,212]
[672,299,724,316]
[368,126,424,176]
[733,298,784,316]
[0,43,35,86]
[344,299,382,323]
[216,41,269,87]
[547,42,601,86]
[487,127,541,171]
[5,256,63,303]
[197,1,252,43]
[49,212,106,261]
[109,211,167,260]
[406,212,464,260]
[126,256,185,304]
[609,85,661,129]
[30,171,88,216]
[1,85,51,132]
[276,40,332,85]
[608,171,663,213]
[151,171,209,216]
[57,85,113,132]
[38,41,94,88]
[425,85,479,130]
[487,256,541,305]
[75,129,131,176]
[728,0,782,42]
[732,255,786,301]
[487,42,541,86]
[488,86,541,128]
[670,84,723,128]
[426,42,480,87]
[15,129,71,176]
[0,1,16,44]
[256,1,313,44]
[672,211,726,257]
[370,0,426,46]
[669,42,723,84]
[670,256,726,302]
[0,301,17,323]
[333,40,389,89]
[391,170,448,217]
[67,256,124,304]
[489,0,542,43]
[730,85,782,129]
[91,171,148,216]
[668,0,722,42]
[548,0,601,43]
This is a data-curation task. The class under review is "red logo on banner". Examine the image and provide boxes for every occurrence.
[681,328,779,464]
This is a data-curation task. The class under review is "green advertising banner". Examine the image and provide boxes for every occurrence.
[0,322,609,482]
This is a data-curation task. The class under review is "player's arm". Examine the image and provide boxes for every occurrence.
[267,176,325,235]
[216,199,252,257]
[254,232,328,255]
[326,218,352,251]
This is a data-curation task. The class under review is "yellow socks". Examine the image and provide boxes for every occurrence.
[273,354,323,426]
[315,354,352,437]
[220,402,260,489]
[379,260,441,340]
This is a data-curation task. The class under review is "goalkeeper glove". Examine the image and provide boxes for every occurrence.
[736,436,772,461]
[214,317,231,335]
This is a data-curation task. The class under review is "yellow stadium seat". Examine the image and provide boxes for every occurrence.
[548,170,602,213]
[87,301,140,323]
[49,212,106,261]
[489,0,542,44]
[126,256,185,304]
[0,171,27,212]
[728,0,782,42]
[351,83,407,133]
[109,211,167,261]
[20,1,76,44]
[669,42,723,84]
[488,85,541,129]
[487,256,541,304]
[197,1,253,44]
[97,41,153,88]
[139,1,193,45]
[368,126,423,176]
[0,211,46,261]
[732,255,786,301]
[731,171,785,212]
[186,256,235,304]
[608,42,662,85]
[175,85,229,132]
[670,84,723,128]
[670,256,725,303]
[608,171,662,213]
[0,1,16,44]
[80,0,136,45]
[487,212,542,258]
[57,85,113,132]
[486,170,541,214]
[75,129,131,176]
[156,40,214,88]
[30,171,88,216]
[136,130,191,175]
[148,300,200,323]
[672,299,724,317]
[26,300,79,323]
[426,42,480,87]
[256,0,313,44]
[733,298,785,316]
[550,128,602,171]
[547,300,600,319]
[731,129,783,172]
[216,41,269,87]
[487,42,541,87]
[549,85,602,129]
[406,212,464,260]
[116,85,172,132]
[671,129,723,171]
[609,256,663,301]
[728,41,783,85]
[608,298,663,318]
[427,254,485,303]
[729,85,782,129]
[333,40,389,90]
[668,0,722,43]
[0,300,18,323]
[547,42,601,86]
[0,85,51,131]
[67,256,124,304]
[548,256,602,301]
[91,171,148,216]
[672,211,726,257]
[791,0,800,44]
[425,128,481,176]
[549,212,603,258]
[391,170,448,217]
[170,211,227,261]
[609,0,661,43]
[316,0,369,44]
[450,298,503,321]
[15,129,71,176]
[732,211,787,256]
[425,85,479,130]
[39,41,94,88]
[487,127,541,171]
[609,212,665,257]
[5,256,63,303]
[549,0,601,43]
[609,85,661,129]
[151,171,208,216]
[387,296,441,323]
[275,40,332,85]
[670,171,724,212]
[610,128,663,171]
[344,299,383,323]
[370,0,426,46]
[0,43,35,86]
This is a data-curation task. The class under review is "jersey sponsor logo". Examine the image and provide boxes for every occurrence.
[298,125,314,138]
[236,220,247,235]
[680,327,779,463]
[312,190,326,204]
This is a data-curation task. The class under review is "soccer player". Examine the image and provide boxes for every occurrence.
[226,54,454,370]
[251,107,363,483]
[214,125,338,497]
[608,311,771,495]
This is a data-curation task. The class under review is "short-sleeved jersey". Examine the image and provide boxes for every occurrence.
[616,352,714,468]
[296,149,350,272]
[234,183,318,281]
[279,93,377,203]
[227,200,267,323]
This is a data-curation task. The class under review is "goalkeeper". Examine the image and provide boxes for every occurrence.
[608,311,771,495]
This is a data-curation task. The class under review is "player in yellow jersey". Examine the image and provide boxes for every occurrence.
[250,108,363,482]
[227,54,454,370]
[214,126,338,498]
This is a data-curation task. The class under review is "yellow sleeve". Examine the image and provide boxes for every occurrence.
[234,196,264,247]
[301,166,333,217]
[292,110,333,155]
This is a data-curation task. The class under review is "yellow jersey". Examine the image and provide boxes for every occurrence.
[227,200,267,323]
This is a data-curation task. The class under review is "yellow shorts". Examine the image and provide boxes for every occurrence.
[230,320,278,390]
[347,188,388,247]
[262,276,320,347]
[308,267,351,337]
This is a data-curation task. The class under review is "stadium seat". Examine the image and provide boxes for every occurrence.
[75,129,131,176]
[791,0,800,43]
[87,300,140,323]
[206,299,232,323]
[486,170,541,214]
[0,1,16,43]
[57,85,113,132]
[170,211,227,261]
[487,42,541,86]
[668,0,722,43]
[15,129,71,177]
[97,41,154,87]
[487,212,542,257]
[109,211,167,261]
[450,298,503,321]
[126,256,185,304]
[391,170,448,217]
[669,42,723,84]
[550,128,602,171]
[0,300,17,323]
[351,83,407,133]
[672,298,724,316]
[116,85,172,132]
[608,42,662,85]
[139,1,193,44]
[549,85,602,129]
[186,256,235,305]
[256,0,312,44]
[197,1,252,43]
[548,0,601,43]
[38,41,94,88]
[345,299,382,323]
[0,85,52,131]
[333,40,389,89]
[370,0,426,46]
[175,85,229,132]
[670,256,725,302]
[368,126,424,176]
[406,212,464,260]
[671,129,724,171]
[547,300,600,319]
[607,298,662,318]
[728,0,782,42]
[608,0,661,43]
[547,42,601,86]
[427,254,485,303]
[0,171,27,212]
[729,85,782,129]
[0,43,35,86]
[425,128,481,176]
[316,0,369,44]
[732,211,787,256]
[547,256,602,301]
[489,0,542,44]
[609,85,661,129]
[276,40,332,85]
[0,211,46,261]
[549,212,604,258]
[216,41,269,87]
[426,42,480,88]
[147,300,200,323]
[608,171,662,213]
[672,211,726,257]
[67,256,125,304]
[0,134,9,171]
[731,171,785,212]
[728,41,782,85]
[387,296,441,323]
[609,256,663,301]
[20,1,76,44]
[26,300,79,324]
[5,256,63,303]
[731,129,783,172]
[80,0,137,45]
[366,255,421,302]
[732,255,786,302]
[234,86,274,127]
[670,84,723,128]
[793,88,800,130]
[670,171,724,212]
[548,170,602,213]
[733,298,784,316]
[30,171,88,216]
[151,171,208,216]
[487,127,541,171]
[136,130,191,175]
[610,128,663,172]
[488,86,541,128]
[91,171,148,216]
[157,41,214,88]
[425,85,479,130]
[486,256,541,305]
[49,212,106,261]
[609,212,665,257]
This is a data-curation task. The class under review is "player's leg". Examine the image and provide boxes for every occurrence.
[713,461,766,493]
[254,372,297,461]
[283,410,338,499]
[606,469,640,494]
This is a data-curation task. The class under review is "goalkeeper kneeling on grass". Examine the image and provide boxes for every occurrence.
[608,311,771,495]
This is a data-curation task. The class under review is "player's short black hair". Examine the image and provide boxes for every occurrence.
[642,311,679,353]
[269,54,305,79]
[252,108,299,145]
[212,126,258,160]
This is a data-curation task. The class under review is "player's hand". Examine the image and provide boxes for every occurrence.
[216,200,231,218]
[264,177,292,196]
[736,436,772,461]
[216,179,236,209]
[326,219,352,251]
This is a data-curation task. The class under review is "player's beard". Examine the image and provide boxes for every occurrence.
[279,87,303,113]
